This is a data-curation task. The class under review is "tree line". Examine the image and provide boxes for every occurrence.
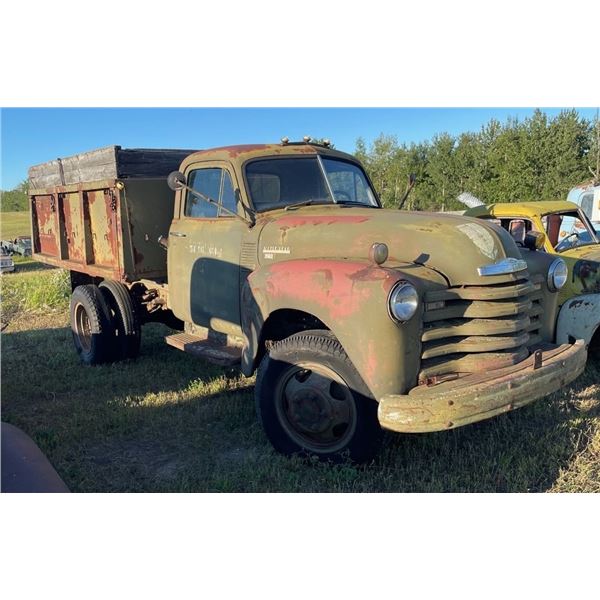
[354,109,599,211]
[0,181,28,212]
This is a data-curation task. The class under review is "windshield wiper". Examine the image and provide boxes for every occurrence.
[335,200,378,208]
[284,198,332,211]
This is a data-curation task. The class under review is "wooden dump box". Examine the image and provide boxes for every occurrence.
[29,146,195,282]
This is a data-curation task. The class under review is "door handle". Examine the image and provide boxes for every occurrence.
[170,231,187,237]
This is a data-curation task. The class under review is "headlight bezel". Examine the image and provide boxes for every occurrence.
[388,280,419,323]
[547,258,568,292]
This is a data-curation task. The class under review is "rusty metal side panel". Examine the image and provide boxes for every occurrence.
[31,194,59,257]
[31,178,171,282]
[86,188,119,270]
[31,181,123,280]
[60,191,85,263]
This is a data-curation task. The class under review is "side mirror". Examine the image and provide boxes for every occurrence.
[524,231,547,251]
[167,171,187,191]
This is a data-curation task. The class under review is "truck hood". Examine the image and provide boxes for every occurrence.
[256,206,523,286]
[559,244,600,263]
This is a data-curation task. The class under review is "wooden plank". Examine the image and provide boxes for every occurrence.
[29,146,119,189]
[29,146,197,188]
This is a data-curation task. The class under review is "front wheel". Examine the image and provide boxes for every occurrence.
[255,330,383,463]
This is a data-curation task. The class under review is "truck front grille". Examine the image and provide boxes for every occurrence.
[419,274,544,383]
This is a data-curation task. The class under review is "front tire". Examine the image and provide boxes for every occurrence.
[70,285,115,365]
[255,330,383,463]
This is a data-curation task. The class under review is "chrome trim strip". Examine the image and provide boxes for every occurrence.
[477,257,528,276]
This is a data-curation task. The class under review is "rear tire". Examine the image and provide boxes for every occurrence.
[99,280,141,360]
[255,330,383,463]
[70,285,115,365]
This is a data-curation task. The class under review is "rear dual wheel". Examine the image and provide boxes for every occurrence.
[70,285,114,365]
[99,280,141,360]
[70,281,141,365]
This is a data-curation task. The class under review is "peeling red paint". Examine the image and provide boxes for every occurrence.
[257,259,398,320]
[32,194,59,256]
[276,215,370,228]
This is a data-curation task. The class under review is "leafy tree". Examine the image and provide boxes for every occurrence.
[1,180,29,212]
[354,109,596,211]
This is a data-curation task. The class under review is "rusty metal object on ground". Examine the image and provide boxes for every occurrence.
[1,423,69,493]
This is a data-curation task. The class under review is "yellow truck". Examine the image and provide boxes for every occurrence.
[465,200,600,349]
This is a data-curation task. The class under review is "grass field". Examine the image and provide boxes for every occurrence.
[1,210,30,239]
[1,259,599,492]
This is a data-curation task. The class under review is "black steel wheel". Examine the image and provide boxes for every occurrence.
[69,284,115,365]
[99,279,141,360]
[255,330,383,463]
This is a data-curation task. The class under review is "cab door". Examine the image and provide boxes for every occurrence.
[167,161,246,336]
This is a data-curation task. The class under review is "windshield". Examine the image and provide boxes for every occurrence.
[245,156,378,212]
[542,210,600,252]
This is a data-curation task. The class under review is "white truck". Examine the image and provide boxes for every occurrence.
[568,180,600,232]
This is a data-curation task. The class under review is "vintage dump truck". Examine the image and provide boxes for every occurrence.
[464,201,600,349]
[29,142,587,462]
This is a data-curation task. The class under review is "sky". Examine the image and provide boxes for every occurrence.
[1,107,598,190]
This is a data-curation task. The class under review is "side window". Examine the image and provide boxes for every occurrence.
[185,168,238,219]
[185,168,220,218]
[220,171,237,217]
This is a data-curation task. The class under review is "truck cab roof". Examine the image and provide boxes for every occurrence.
[465,200,579,219]
[179,143,361,172]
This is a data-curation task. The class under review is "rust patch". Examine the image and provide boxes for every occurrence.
[32,194,59,256]
[225,144,271,157]
[261,260,398,320]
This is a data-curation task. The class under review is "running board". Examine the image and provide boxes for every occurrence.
[165,332,242,366]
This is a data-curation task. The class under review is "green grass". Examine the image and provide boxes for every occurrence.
[0,210,30,239]
[1,266,599,492]
[1,260,68,325]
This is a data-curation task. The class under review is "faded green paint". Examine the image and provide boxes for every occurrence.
[30,143,587,435]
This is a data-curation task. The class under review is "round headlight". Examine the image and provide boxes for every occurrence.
[388,281,419,322]
[548,258,568,291]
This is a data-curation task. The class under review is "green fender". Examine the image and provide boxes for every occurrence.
[241,258,447,400]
